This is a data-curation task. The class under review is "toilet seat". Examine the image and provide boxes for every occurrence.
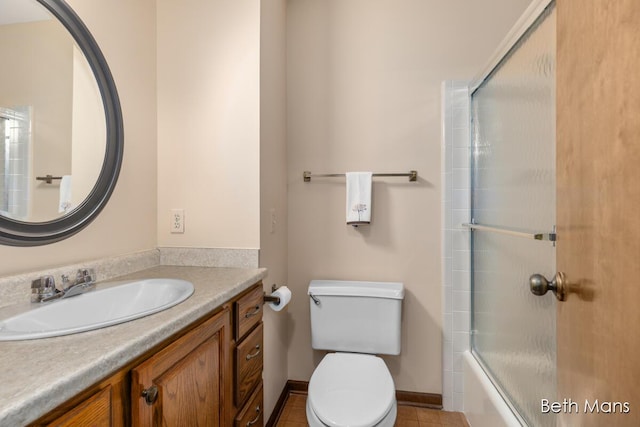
[308,353,396,427]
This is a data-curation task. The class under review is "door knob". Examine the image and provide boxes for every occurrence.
[529,272,566,301]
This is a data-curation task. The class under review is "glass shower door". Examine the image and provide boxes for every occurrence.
[470,4,556,427]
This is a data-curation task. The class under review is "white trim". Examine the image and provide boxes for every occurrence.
[463,352,522,427]
[469,0,554,94]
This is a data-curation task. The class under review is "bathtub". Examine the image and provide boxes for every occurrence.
[463,351,522,427]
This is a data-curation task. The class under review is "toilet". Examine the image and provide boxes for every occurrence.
[306,280,404,427]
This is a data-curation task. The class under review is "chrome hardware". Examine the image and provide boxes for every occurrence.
[55,268,96,300]
[141,385,159,405]
[246,405,261,426]
[246,344,261,360]
[309,293,321,306]
[304,170,418,182]
[244,305,261,318]
[35,174,63,184]
[529,272,566,301]
[31,275,57,303]
[31,268,97,303]
[463,221,557,242]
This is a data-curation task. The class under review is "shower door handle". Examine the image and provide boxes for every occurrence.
[529,272,566,301]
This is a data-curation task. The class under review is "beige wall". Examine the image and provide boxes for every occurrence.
[156,0,260,249]
[0,0,157,276]
[260,0,289,416]
[72,45,106,209]
[0,20,73,221]
[286,0,531,393]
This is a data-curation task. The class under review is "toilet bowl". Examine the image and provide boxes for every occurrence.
[306,353,397,427]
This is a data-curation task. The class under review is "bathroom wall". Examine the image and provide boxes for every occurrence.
[260,0,289,417]
[0,0,158,276]
[157,0,289,416]
[285,0,532,394]
[156,0,260,250]
[0,20,73,221]
[71,45,106,211]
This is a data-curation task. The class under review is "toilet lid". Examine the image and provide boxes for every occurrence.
[308,353,395,427]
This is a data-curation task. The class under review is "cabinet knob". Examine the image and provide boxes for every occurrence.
[141,385,159,405]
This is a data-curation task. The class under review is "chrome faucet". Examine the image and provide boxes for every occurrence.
[31,268,97,303]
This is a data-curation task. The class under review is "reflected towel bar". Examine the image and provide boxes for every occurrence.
[36,175,63,184]
[303,170,417,182]
[462,222,556,242]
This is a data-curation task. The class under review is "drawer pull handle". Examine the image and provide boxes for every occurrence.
[244,305,261,318]
[246,405,261,426]
[141,385,158,405]
[246,344,261,360]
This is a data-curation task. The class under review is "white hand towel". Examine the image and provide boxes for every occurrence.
[346,172,372,226]
[58,175,73,213]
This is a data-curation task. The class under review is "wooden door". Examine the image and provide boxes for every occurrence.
[557,1,640,426]
[131,308,231,427]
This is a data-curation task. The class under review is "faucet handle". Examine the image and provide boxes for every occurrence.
[76,268,96,284]
[31,275,57,302]
[31,275,55,290]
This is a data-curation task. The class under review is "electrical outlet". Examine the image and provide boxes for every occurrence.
[171,209,184,233]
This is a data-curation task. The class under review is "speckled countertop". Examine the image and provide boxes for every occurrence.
[0,265,267,426]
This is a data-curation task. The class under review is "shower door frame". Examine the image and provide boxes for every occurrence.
[469,0,554,93]
[467,0,555,425]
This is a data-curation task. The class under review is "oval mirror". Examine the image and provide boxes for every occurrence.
[0,0,123,245]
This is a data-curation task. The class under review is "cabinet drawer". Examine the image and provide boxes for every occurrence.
[234,284,263,340]
[235,322,263,405]
[235,382,263,427]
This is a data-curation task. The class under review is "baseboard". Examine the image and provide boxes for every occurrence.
[396,389,443,409]
[266,380,442,426]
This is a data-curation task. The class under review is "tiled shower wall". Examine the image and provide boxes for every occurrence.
[0,107,31,218]
[441,81,470,412]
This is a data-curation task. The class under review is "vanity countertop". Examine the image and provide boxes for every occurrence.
[0,265,267,426]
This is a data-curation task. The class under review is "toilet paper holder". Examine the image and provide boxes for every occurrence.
[263,284,282,305]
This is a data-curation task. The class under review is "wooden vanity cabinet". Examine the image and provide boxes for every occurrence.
[31,282,265,427]
[131,306,232,426]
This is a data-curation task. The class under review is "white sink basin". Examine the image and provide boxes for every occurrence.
[0,279,194,341]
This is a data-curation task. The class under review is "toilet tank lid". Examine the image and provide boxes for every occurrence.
[308,280,404,299]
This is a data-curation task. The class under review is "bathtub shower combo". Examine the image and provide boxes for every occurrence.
[442,1,556,426]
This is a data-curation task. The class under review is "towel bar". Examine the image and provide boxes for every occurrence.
[36,175,63,184]
[303,170,417,182]
[462,222,556,242]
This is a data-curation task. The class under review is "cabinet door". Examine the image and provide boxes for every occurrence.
[131,308,231,427]
[46,386,112,427]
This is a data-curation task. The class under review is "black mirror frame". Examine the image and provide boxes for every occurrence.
[0,0,123,246]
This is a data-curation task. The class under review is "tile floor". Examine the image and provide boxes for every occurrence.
[275,392,470,427]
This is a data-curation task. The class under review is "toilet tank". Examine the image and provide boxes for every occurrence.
[308,280,404,355]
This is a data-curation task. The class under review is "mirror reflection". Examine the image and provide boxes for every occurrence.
[0,0,105,222]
